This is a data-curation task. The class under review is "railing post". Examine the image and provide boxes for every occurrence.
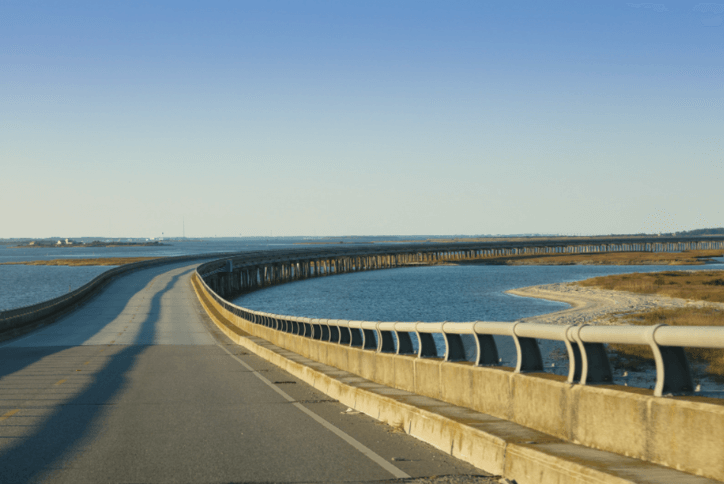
[377,323,396,353]
[339,323,351,345]
[320,320,330,341]
[647,324,693,396]
[473,333,499,366]
[565,326,583,383]
[512,322,544,372]
[571,325,612,384]
[442,323,466,362]
[329,322,340,343]
[312,321,323,340]
[362,326,377,350]
[416,322,438,358]
[395,329,415,355]
[350,326,363,347]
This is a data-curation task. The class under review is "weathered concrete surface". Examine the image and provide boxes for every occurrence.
[194,275,722,484]
[208,294,724,482]
[0,263,489,483]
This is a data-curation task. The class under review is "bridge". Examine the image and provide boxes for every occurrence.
[1,235,724,483]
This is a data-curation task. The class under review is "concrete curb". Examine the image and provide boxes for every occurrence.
[191,275,720,484]
[0,252,246,340]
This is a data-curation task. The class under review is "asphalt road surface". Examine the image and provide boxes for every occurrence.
[0,262,494,483]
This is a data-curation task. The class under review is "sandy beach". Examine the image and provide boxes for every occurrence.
[507,283,724,326]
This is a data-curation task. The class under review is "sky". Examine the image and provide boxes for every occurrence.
[1,1,722,238]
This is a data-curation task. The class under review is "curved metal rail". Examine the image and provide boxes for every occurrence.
[196,240,724,397]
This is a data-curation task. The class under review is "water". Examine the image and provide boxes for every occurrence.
[233,261,724,395]
[0,265,114,312]
[4,241,724,395]
[0,239,304,264]
[232,262,724,321]
[0,239,319,311]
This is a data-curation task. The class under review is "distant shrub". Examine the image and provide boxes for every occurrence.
[704,279,724,286]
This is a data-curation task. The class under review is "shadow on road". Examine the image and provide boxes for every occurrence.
[0,268,191,483]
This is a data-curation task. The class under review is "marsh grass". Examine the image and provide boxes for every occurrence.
[577,269,724,303]
[453,249,723,266]
[608,307,724,377]
[500,249,723,266]
[0,257,159,267]
[580,269,724,378]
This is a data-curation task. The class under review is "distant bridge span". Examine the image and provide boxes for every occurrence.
[2,235,724,483]
[201,234,724,300]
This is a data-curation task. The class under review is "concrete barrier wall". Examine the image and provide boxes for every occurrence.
[0,251,252,339]
[194,273,724,481]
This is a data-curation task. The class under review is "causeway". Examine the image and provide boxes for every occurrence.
[0,261,486,483]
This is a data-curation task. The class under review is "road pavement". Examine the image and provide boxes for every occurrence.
[0,262,493,483]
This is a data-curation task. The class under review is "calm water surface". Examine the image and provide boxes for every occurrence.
[0,240,312,311]
[0,265,115,312]
[4,241,724,394]
[233,261,724,395]
[232,262,724,322]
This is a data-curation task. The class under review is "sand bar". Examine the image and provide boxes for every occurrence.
[507,282,724,326]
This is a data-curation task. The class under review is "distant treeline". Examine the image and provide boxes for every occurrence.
[674,228,724,236]
[8,240,167,248]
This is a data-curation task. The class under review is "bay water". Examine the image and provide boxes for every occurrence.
[0,239,305,311]
[3,240,723,395]
[233,259,724,395]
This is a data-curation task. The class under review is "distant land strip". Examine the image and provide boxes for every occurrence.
[451,249,724,266]
[0,257,161,266]
[10,242,167,248]
[576,269,724,376]
[3,250,721,268]
[295,234,724,245]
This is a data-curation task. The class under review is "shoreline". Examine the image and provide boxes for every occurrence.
[456,251,722,266]
[0,257,161,267]
[506,283,724,326]
[9,243,169,249]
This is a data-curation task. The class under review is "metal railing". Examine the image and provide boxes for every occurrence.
[196,271,724,397]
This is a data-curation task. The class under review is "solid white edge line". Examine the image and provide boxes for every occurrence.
[217,343,410,479]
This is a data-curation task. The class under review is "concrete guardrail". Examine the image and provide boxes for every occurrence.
[194,239,724,481]
[0,250,263,340]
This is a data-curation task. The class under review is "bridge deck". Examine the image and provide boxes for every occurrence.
[0,262,485,483]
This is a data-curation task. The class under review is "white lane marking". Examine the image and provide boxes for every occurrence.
[217,343,409,479]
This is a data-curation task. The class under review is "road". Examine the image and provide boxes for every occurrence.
[0,262,491,483]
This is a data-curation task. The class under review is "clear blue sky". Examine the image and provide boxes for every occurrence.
[2,1,722,238]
